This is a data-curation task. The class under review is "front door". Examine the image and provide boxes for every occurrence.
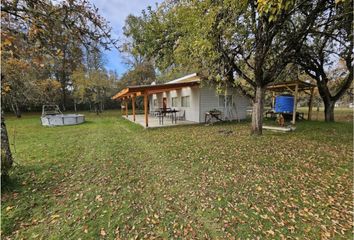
[163,97,167,110]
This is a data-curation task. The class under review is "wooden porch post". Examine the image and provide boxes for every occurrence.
[308,87,314,120]
[144,92,149,127]
[132,94,136,122]
[121,99,123,116]
[125,99,128,117]
[292,84,299,124]
[271,91,275,109]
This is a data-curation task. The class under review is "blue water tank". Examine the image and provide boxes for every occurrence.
[275,95,294,113]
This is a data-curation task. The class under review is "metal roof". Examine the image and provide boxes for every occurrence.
[267,80,316,92]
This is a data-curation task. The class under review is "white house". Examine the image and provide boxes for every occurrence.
[112,73,251,127]
[149,73,250,122]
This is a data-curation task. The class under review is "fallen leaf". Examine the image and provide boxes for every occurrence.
[96,195,103,202]
[51,214,60,219]
[100,228,106,236]
[6,206,14,212]
[266,229,275,236]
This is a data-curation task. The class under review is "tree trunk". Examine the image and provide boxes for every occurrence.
[74,100,77,113]
[61,88,66,111]
[251,86,265,135]
[11,101,21,118]
[1,113,13,179]
[10,103,15,115]
[95,103,99,115]
[14,102,21,118]
[324,100,335,122]
[317,80,336,122]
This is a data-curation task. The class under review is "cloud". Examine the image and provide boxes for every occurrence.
[91,0,159,36]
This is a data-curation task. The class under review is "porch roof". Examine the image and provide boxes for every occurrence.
[267,80,316,92]
[266,80,317,124]
[111,81,200,100]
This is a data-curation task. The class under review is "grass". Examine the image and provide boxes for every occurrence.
[1,109,353,239]
[297,107,353,122]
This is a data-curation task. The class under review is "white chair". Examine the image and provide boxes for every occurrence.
[176,110,185,121]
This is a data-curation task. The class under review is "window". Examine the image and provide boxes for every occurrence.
[172,97,179,107]
[181,96,190,107]
[219,95,232,107]
[153,99,158,107]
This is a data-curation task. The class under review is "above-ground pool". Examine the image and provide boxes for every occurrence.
[41,114,85,126]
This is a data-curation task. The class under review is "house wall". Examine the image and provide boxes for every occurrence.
[150,92,165,111]
[150,86,200,122]
[149,85,251,123]
[181,86,200,122]
[199,86,251,122]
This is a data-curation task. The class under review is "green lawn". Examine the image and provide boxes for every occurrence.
[2,110,353,239]
[297,107,353,122]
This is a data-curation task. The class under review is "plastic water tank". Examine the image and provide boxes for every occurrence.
[275,95,294,113]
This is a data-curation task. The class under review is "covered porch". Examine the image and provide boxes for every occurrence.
[267,80,316,124]
[122,114,197,128]
[112,80,200,128]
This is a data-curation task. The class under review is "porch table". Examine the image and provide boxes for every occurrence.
[156,109,180,125]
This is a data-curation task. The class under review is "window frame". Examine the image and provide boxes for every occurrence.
[171,97,179,107]
[181,96,190,107]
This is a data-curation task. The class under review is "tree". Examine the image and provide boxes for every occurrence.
[1,0,117,178]
[1,52,62,116]
[1,21,54,117]
[120,15,157,86]
[128,0,329,134]
[53,34,83,111]
[1,114,13,179]
[119,62,156,86]
[72,68,115,114]
[36,78,62,106]
[72,49,118,114]
[2,58,35,118]
[295,0,353,121]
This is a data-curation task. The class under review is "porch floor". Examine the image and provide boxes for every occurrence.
[123,115,198,128]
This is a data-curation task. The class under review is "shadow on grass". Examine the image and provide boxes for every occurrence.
[1,174,23,193]
[80,120,95,125]
[1,162,60,193]
[1,172,30,236]
[1,162,70,236]
[40,120,96,129]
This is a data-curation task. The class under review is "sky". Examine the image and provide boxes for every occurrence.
[90,0,162,76]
